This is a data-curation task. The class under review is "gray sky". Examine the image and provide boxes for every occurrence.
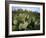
[12,7,40,13]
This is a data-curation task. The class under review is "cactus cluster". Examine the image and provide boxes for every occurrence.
[12,9,40,31]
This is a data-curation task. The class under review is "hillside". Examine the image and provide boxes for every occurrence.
[12,9,40,31]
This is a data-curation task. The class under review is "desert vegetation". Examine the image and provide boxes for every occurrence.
[12,9,40,31]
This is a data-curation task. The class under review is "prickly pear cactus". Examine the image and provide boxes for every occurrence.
[12,9,40,31]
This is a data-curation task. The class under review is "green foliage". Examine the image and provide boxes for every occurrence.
[12,9,40,31]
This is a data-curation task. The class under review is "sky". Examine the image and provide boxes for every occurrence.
[12,4,40,13]
[12,7,40,13]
